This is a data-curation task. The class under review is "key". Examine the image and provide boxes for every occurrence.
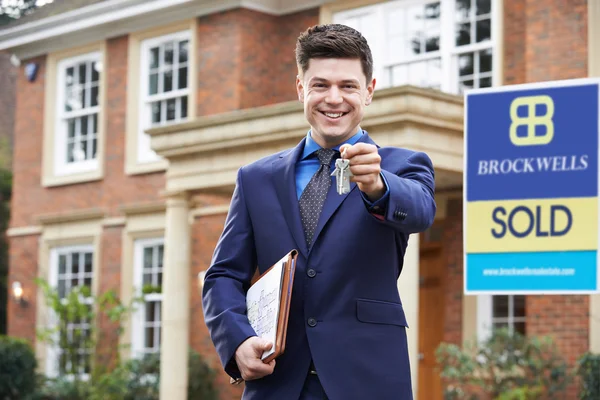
[331,158,352,195]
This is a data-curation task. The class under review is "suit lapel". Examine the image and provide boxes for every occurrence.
[310,133,379,249]
[273,139,309,258]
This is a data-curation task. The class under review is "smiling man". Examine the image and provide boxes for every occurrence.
[202,24,436,400]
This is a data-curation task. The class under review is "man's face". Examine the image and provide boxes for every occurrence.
[296,58,375,148]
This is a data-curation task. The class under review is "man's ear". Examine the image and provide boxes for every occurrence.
[296,75,304,102]
[365,78,376,106]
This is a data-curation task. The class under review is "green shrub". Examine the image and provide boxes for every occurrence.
[436,328,570,400]
[0,335,38,399]
[36,350,217,400]
[577,352,600,400]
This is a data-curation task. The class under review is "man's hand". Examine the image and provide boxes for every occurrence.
[340,143,385,201]
[234,337,276,381]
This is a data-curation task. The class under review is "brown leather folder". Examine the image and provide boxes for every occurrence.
[231,249,298,385]
[258,249,297,363]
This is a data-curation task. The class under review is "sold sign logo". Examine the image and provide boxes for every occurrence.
[509,95,555,146]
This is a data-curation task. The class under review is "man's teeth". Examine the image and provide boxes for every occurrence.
[324,112,344,118]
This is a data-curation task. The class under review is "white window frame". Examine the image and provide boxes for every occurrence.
[131,237,164,358]
[477,295,527,341]
[54,52,101,176]
[333,0,500,94]
[138,30,191,164]
[46,244,95,379]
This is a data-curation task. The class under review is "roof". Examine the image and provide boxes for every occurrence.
[0,0,109,31]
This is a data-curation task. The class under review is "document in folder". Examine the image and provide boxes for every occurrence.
[246,249,298,363]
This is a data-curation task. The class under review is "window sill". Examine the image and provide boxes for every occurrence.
[125,158,168,176]
[42,169,103,188]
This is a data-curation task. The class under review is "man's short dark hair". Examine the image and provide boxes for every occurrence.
[295,24,374,84]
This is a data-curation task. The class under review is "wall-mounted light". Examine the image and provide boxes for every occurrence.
[12,281,26,306]
[24,62,39,82]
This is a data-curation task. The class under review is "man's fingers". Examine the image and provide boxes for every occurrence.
[341,143,377,159]
[349,164,380,177]
[242,359,276,381]
[346,152,380,166]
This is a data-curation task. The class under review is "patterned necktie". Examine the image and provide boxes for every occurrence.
[299,148,338,246]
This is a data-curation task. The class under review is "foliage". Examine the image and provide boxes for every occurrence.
[576,352,600,400]
[0,0,39,25]
[0,335,38,399]
[34,279,218,399]
[436,328,570,400]
[0,167,11,335]
[33,350,217,400]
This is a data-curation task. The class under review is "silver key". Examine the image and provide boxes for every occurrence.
[331,158,352,195]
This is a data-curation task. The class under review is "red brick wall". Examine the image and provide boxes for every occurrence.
[443,198,463,346]
[189,210,245,400]
[524,0,587,83]
[196,8,318,117]
[503,0,526,86]
[6,235,38,342]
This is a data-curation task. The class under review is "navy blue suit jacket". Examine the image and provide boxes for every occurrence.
[202,132,436,400]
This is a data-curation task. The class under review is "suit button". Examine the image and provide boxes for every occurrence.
[307,269,316,278]
[307,318,317,327]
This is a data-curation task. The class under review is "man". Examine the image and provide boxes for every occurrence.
[202,24,436,400]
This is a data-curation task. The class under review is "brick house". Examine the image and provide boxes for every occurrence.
[0,0,598,399]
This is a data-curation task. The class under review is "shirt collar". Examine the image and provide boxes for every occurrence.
[301,128,363,160]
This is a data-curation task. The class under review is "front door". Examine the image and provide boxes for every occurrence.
[418,225,445,400]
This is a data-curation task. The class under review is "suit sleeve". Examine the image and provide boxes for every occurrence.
[376,151,436,233]
[201,167,258,379]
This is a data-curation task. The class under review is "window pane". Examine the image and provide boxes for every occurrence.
[59,254,67,274]
[91,137,97,160]
[72,253,80,274]
[84,253,93,273]
[151,102,161,124]
[178,67,188,89]
[166,98,176,121]
[514,322,526,335]
[91,86,99,107]
[145,327,155,349]
[476,0,491,15]
[424,2,441,30]
[143,273,152,286]
[145,301,156,323]
[68,119,75,139]
[480,48,493,73]
[67,143,75,163]
[164,42,174,66]
[84,276,92,288]
[163,70,173,92]
[91,62,100,83]
[82,87,88,108]
[58,279,66,298]
[79,63,87,84]
[409,32,423,55]
[66,67,74,86]
[493,295,509,318]
[425,31,440,52]
[149,73,158,95]
[81,116,88,137]
[144,247,153,269]
[456,22,471,46]
[514,295,526,317]
[158,272,163,288]
[480,77,492,88]
[459,53,474,76]
[181,96,188,119]
[455,0,471,20]
[150,47,159,69]
[179,40,189,63]
[476,19,491,42]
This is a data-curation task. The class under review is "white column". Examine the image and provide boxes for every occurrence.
[591,295,600,353]
[398,233,419,398]
[160,192,191,400]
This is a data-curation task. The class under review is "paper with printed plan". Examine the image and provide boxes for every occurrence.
[246,257,285,360]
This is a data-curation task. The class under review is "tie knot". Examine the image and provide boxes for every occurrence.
[315,148,338,166]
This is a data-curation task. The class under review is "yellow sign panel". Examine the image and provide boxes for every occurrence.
[466,197,597,253]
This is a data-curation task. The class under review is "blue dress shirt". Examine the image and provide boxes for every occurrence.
[295,129,389,211]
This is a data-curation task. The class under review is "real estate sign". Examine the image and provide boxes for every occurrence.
[464,78,600,294]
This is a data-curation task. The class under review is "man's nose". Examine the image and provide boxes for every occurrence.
[325,86,343,104]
